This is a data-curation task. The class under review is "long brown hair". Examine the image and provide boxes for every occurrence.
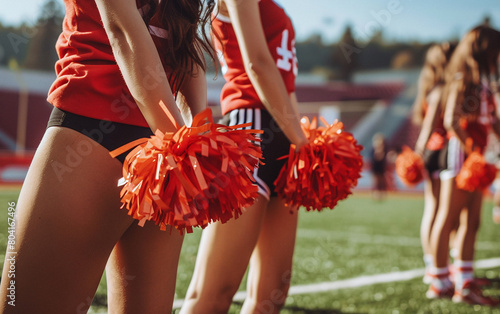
[441,25,500,117]
[412,42,456,125]
[141,0,217,93]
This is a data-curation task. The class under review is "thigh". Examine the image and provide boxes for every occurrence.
[436,178,469,228]
[184,196,269,306]
[423,178,441,217]
[463,190,483,228]
[0,127,133,313]
[106,222,184,313]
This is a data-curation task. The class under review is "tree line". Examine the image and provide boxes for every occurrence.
[3,0,488,81]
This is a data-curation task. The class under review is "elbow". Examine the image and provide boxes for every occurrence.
[99,13,128,48]
[245,56,274,81]
[411,114,423,126]
[443,115,452,132]
[105,23,127,47]
[443,114,458,134]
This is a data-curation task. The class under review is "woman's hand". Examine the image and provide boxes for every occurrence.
[414,86,443,156]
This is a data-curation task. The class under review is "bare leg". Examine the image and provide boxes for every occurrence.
[180,195,269,314]
[241,197,298,314]
[0,128,133,313]
[106,222,184,313]
[420,177,440,255]
[431,178,469,268]
[454,190,482,261]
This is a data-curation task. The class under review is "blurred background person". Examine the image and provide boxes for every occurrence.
[370,133,389,200]
[428,25,500,305]
[412,42,456,284]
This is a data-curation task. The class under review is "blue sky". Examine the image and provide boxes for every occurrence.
[285,0,500,43]
[3,0,500,43]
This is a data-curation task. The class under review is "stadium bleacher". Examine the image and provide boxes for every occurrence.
[0,68,414,184]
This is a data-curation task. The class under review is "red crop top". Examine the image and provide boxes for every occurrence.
[47,1,171,127]
[212,0,297,115]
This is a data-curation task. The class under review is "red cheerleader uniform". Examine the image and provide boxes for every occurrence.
[212,0,298,198]
[213,0,298,115]
[47,0,172,127]
[441,80,497,179]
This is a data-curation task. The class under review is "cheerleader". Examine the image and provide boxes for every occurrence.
[412,42,455,284]
[0,0,216,312]
[493,169,500,224]
[370,133,389,200]
[428,25,500,305]
[180,0,308,312]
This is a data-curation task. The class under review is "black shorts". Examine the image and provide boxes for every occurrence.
[47,107,153,163]
[422,146,448,179]
[219,108,291,199]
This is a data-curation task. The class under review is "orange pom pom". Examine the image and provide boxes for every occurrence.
[274,117,363,211]
[456,151,496,192]
[111,108,263,233]
[395,146,424,186]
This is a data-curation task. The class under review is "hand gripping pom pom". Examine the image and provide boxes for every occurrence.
[110,106,263,233]
[274,117,363,211]
[395,146,424,186]
[456,151,496,192]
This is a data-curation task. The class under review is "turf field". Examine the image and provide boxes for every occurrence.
[0,188,499,313]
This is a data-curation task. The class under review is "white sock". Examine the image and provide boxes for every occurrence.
[423,254,433,269]
[429,266,453,289]
[454,260,474,291]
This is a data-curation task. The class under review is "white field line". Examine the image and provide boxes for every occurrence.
[172,257,500,309]
[297,229,499,251]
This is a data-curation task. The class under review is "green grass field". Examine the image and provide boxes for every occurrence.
[1,188,499,313]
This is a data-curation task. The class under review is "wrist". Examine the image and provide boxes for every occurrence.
[294,137,309,150]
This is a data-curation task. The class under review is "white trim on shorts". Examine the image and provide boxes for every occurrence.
[440,136,465,180]
[230,108,271,199]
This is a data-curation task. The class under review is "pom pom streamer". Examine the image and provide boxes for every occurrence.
[395,146,424,186]
[110,105,263,233]
[274,117,363,211]
[456,151,496,192]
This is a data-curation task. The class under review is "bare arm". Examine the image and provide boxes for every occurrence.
[223,0,308,147]
[176,63,208,126]
[443,79,469,148]
[95,0,185,133]
[411,68,431,126]
[414,86,442,155]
